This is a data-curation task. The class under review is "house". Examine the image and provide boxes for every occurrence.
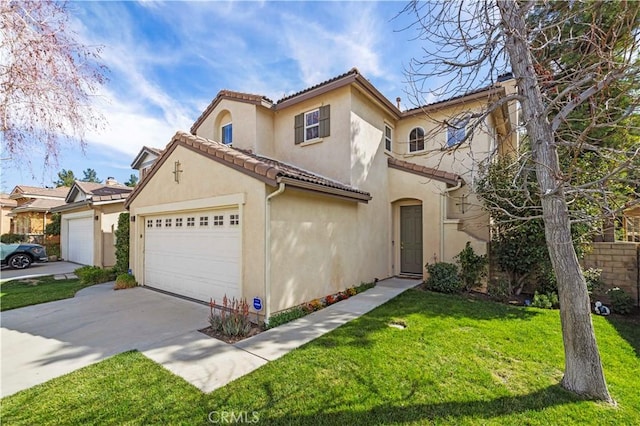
[131,146,163,181]
[51,179,133,266]
[7,185,70,242]
[0,193,17,236]
[125,68,518,319]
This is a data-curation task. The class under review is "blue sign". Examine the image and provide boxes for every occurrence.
[253,297,263,311]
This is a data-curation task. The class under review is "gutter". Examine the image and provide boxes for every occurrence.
[440,180,463,261]
[264,182,286,325]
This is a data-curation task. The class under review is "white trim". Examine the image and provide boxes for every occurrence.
[384,122,393,152]
[61,210,93,220]
[134,193,246,216]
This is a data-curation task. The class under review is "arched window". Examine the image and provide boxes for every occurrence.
[409,127,425,152]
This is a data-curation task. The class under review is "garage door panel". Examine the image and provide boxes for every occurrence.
[143,209,241,303]
[67,217,93,265]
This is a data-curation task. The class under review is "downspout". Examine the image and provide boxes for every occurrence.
[440,180,463,262]
[264,182,286,325]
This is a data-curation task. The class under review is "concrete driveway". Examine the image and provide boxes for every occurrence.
[0,261,79,282]
[1,283,210,397]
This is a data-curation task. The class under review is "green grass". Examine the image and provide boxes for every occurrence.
[2,289,639,425]
[0,276,96,311]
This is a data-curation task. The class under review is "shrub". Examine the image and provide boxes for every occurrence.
[114,212,130,275]
[114,273,137,290]
[425,262,463,294]
[74,266,116,285]
[1,233,25,244]
[209,296,252,337]
[44,243,61,257]
[266,307,307,329]
[44,213,61,236]
[584,268,604,297]
[455,242,488,291]
[487,277,511,302]
[531,291,559,309]
[347,287,357,297]
[606,287,634,315]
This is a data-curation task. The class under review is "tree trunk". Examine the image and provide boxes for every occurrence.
[497,0,612,402]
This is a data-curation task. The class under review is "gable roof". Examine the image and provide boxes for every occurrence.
[11,198,66,213]
[10,185,69,200]
[125,131,372,208]
[190,90,274,134]
[0,193,17,208]
[65,180,132,203]
[387,158,464,186]
[131,146,164,169]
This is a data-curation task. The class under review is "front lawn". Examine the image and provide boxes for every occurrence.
[0,276,95,311]
[2,289,638,425]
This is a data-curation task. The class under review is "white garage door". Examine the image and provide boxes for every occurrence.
[67,216,94,265]
[143,209,241,303]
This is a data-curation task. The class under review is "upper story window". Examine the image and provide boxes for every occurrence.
[221,123,232,145]
[295,105,330,144]
[447,118,470,147]
[409,127,425,152]
[384,124,392,152]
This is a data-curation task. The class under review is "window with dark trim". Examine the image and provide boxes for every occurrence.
[199,216,209,226]
[409,127,425,152]
[155,219,162,228]
[230,214,240,225]
[295,105,330,144]
[175,218,183,227]
[165,218,172,228]
[187,217,195,227]
[147,219,153,228]
[384,124,392,151]
[213,215,224,226]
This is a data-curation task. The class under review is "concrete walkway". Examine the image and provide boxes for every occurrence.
[1,277,419,397]
[143,277,420,393]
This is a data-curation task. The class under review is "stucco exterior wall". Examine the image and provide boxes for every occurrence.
[1,206,14,235]
[269,191,381,313]
[193,99,260,153]
[95,203,127,267]
[273,86,353,185]
[127,145,268,309]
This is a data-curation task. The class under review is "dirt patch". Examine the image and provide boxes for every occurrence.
[198,324,264,344]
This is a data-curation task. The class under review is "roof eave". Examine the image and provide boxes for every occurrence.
[278,176,371,203]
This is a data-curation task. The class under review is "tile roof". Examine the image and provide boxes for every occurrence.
[126,131,372,207]
[387,157,464,186]
[190,90,274,134]
[402,84,505,116]
[1,193,17,207]
[11,198,66,212]
[275,68,360,105]
[10,185,70,199]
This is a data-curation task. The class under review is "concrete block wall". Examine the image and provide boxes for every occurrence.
[582,242,639,306]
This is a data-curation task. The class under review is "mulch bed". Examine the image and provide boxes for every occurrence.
[198,324,264,344]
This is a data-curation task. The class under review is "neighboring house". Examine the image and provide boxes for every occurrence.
[0,193,17,235]
[52,179,133,266]
[125,68,518,319]
[131,146,163,181]
[8,185,70,242]
[622,205,640,242]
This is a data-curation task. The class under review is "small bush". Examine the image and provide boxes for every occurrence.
[267,307,307,329]
[1,233,25,244]
[487,277,511,302]
[74,266,116,285]
[114,273,137,290]
[209,296,252,337]
[606,287,634,315]
[425,262,463,294]
[44,243,60,258]
[584,268,604,297]
[347,287,357,297]
[455,242,488,291]
[325,294,337,305]
[531,291,559,309]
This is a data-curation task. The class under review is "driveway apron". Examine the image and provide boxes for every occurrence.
[0,284,211,397]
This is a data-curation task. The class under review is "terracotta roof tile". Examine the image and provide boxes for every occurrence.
[387,157,463,186]
[275,68,360,105]
[126,131,371,207]
[190,90,273,134]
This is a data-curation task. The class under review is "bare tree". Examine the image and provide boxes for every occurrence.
[402,0,640,402]
[0,0,107,168]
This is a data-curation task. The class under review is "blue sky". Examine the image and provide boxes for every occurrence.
[2,1,437,192]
